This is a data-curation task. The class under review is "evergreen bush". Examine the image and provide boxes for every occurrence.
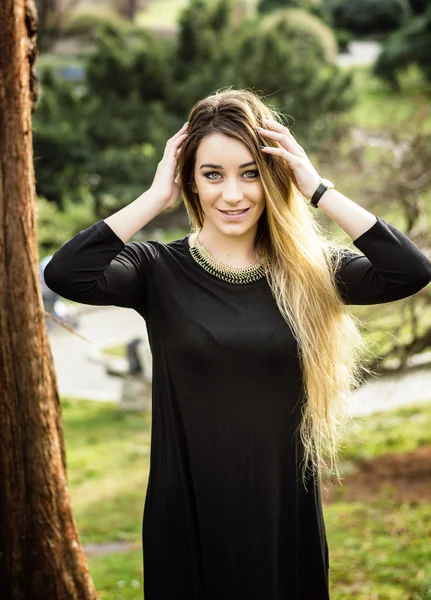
[374,3,431,87]
[332,0,411,35]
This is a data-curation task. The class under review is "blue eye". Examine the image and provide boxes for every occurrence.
[203,170,259,180]
[243,170,259,179]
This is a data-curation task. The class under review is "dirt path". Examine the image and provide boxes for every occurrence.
[323,445,431,505]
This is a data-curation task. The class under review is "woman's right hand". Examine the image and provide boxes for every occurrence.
[150,122,189,210]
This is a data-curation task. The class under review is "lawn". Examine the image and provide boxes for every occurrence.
[63,397,431,599]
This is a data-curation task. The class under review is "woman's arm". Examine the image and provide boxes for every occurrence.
[43,221,159,312]
[334,216,431,305]
[43,123,189,311]
[316,188,378,241]
[104,122,188,242]
[257,118,431,304]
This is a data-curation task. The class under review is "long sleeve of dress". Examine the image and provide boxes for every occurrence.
[335,216,431,305]
[44,215,431,313]
[43,219,157,315]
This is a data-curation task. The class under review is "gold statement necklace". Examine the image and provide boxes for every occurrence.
[189,231,267,285]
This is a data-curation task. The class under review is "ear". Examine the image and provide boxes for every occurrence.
[192,183,198,194]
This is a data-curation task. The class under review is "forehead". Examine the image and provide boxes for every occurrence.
[195,133,253,165]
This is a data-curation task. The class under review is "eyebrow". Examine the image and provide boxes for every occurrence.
[199,161,256,170]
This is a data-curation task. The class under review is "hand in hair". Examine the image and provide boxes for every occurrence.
[150,122,188,210]
[257,118,322,200]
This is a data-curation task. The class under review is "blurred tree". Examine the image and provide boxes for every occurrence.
[331,0,412,35]
[84,25,178,217]
[174,0,232,83]
[114,0,148,22]
[408,0,428,15]
[258,0,322,15]
[35,0,80,50]
[230,9,353,150]
[0,0,97,597]
[374,3,431,87]
[342,113,431,372]
[33,1,355,226]
[33,68,92,205]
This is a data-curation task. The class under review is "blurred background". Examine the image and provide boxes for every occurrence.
[35,1,431,598]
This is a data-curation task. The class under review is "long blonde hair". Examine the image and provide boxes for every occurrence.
[178,89,373,488]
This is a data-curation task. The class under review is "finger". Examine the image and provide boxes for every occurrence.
[257,127,301,157]
[164,132,188,157]
[171,122,189,142]
[262,118,302,150]
[260,145,300,166]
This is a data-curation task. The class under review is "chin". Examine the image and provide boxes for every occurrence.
[219,223,258,237]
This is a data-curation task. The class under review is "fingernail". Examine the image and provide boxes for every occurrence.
[259,145,265,149]
[183,121,189,126]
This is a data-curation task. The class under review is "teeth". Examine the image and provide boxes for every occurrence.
[224,209,247,214]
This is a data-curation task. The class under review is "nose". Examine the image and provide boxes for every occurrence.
[222,179,244,203]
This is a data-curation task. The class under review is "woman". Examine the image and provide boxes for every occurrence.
[44,89,431,599]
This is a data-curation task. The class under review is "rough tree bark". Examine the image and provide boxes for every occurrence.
[0,1,98,598]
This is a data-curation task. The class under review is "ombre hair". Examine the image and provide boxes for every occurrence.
[177,88,373,489]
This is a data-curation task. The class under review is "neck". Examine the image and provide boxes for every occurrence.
[196,224,260,268]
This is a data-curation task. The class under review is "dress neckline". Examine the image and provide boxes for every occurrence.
[184,235,268,287]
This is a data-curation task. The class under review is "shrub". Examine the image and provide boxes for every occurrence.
[374,3,431,87]
[231,11,354,150]
[258,0,323,16]
[37,194,96,257]
[61,10,125,40]
[261,8,339,63]
[334,28,353,53]
[408,0,428,15]
[332,0,412,35]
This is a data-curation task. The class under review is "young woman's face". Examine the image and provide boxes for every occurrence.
[193,133,266,238]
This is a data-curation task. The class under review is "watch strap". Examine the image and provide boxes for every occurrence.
[310,181,334,208]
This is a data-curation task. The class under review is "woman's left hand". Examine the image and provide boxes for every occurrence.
[257,117,322,200]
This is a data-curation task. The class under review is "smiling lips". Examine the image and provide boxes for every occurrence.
[218,207,250,220]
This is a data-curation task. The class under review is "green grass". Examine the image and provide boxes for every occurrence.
[340,403,431,463]
[63,398,151,545]
[62,397,431,599]
[87,550,144,600]
[346,64,431,132]
[326,501,431,599]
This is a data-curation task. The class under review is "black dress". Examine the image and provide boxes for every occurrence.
[44,216,431,600]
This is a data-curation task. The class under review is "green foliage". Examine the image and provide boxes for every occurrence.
[34,25,182,219]
[325,501,431,599]
[230,9,353,149]
[33,2,354,219]
[341,404,431,462]
[37,194,96,257]
[261,8,339,62]
[333,28,352,52]
[331,0,412,35]
[257,0,322,16]
[173,0,233,98]
[374,3,431,88]
[60,9,125,40]
[408,0,429,15]
[33,69,91,204]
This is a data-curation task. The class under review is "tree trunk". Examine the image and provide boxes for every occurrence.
[0,1,98,598]
[126,0,138,22]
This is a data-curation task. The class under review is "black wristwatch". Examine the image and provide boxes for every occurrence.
[310,179,335,208]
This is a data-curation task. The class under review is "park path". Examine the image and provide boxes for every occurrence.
[48,305,431,416]
[48,306,144,401]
